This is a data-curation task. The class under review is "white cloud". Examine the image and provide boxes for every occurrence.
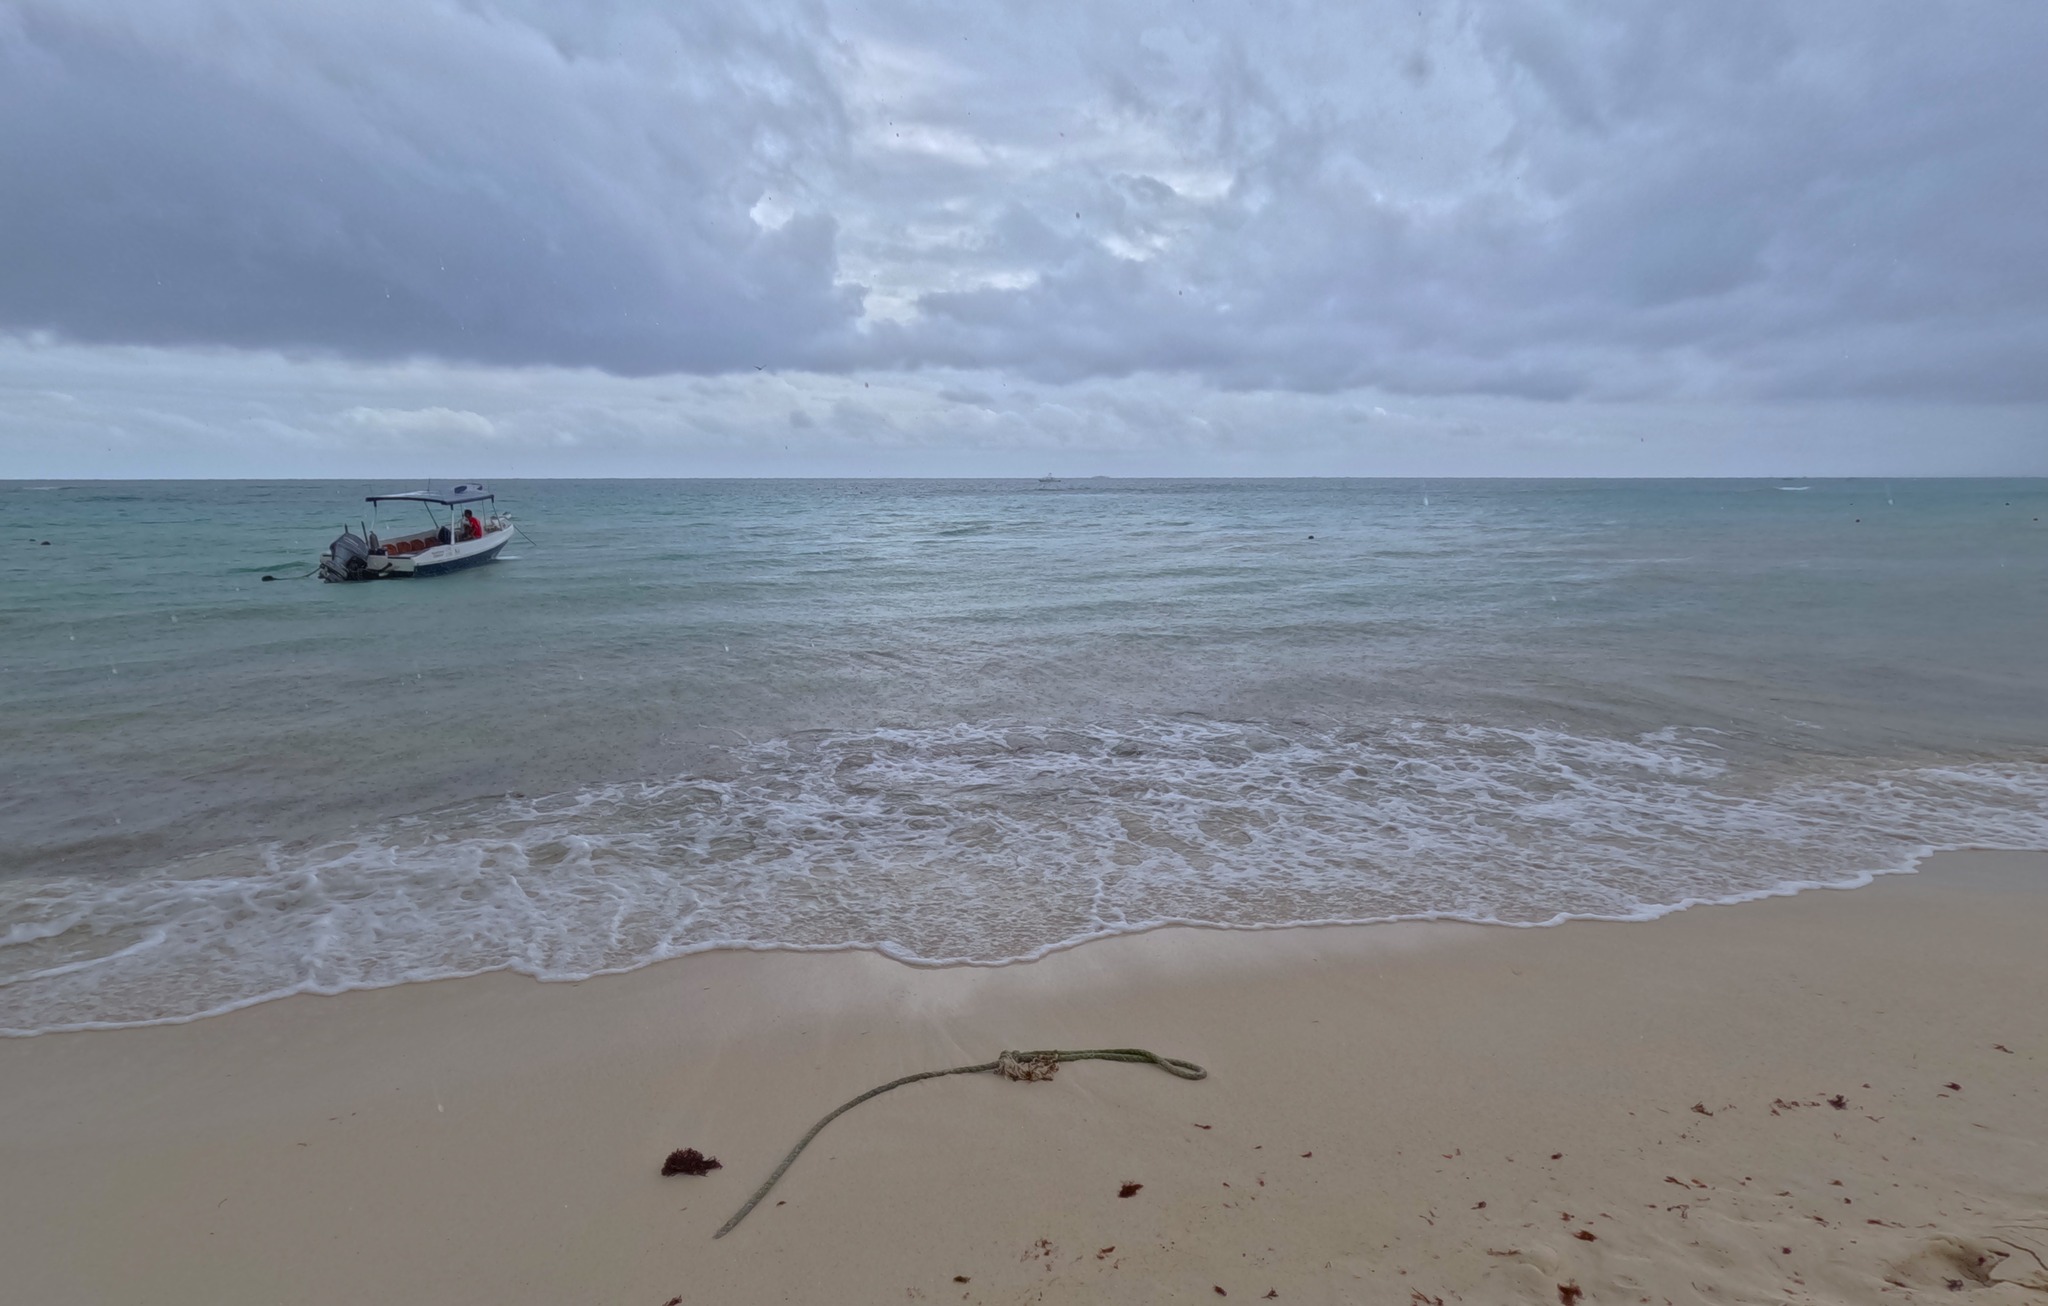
[1,335,2040,479]
[2,0,2046,473]
[343,406,498,439]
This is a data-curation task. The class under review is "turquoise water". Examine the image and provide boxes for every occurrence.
[4,478,2047,1032]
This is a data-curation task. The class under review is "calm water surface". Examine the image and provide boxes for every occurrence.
[4,478,2046,1031]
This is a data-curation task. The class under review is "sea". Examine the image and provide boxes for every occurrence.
[4,478,2046,1035]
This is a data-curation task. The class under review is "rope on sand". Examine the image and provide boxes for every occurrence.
[711,1047,1207,1239]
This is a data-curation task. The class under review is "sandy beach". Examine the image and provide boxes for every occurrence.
[3,849,2044,1305]
[11,5,2048,1301]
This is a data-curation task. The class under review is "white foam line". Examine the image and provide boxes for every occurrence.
[1,842,2005,1038]
[9,718,2047,1037]
[0,929,166,989]
[1,914,89,948]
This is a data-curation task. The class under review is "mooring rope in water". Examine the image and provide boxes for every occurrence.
[711,1046,1207,1239]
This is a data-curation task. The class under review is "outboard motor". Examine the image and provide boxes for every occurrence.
[319,528,372,582]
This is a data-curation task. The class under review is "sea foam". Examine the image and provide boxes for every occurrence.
[6,718,2047,1035]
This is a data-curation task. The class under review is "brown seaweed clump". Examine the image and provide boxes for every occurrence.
[661,1147,723,1177]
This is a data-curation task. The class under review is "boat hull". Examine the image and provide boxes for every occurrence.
[320,527,509,581]
[408,530,510,577]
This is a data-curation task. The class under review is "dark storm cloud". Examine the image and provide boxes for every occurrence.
[0,1,864,371]
[858,1,2048,402]
[3,0,2046,402]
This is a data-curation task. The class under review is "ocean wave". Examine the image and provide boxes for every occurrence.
[5,718,2047,1035]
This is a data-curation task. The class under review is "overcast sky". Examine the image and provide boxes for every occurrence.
[3,0,2045,477]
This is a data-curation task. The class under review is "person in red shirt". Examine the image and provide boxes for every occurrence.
[462,509,484,541]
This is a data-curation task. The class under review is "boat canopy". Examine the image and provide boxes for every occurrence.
[365,485,494,506]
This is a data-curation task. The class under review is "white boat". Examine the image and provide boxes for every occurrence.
[318,485,513,582]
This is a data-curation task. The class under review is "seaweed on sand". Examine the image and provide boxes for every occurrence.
[662,1148,723,1177]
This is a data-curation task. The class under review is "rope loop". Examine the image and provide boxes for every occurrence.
[709,1046,1206,1238]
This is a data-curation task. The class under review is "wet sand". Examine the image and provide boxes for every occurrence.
[3,850,2044,1304]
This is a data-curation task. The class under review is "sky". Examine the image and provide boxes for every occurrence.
[2,0,2045,478]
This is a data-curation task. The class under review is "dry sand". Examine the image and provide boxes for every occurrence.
[3,850,2045,1305]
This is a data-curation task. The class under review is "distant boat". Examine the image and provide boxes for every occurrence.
[1037,474,1059,484]
[318,485,513,582]
[1776,485,1812,492]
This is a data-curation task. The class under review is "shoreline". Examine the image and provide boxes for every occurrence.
[4,840,2015,1039]
[4,850,2045,1303]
